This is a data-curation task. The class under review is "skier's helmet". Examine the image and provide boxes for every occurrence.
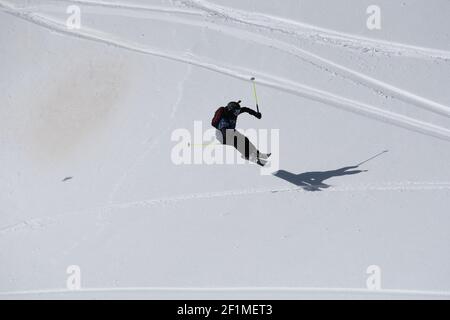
[226,101,241,112]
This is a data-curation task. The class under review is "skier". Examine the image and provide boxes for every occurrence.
[211,100,270,166]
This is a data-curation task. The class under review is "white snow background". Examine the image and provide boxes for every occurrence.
[1,0,450,299]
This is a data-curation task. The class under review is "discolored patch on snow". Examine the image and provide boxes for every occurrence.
[29,54,129,163]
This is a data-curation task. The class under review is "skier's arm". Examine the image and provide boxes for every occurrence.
[239,107,262,119]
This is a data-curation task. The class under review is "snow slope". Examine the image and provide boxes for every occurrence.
[1,0,450,299]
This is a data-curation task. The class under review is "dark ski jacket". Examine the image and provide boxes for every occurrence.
[217,107,260,130]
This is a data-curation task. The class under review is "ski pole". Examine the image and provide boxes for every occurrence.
[250,77,259,113]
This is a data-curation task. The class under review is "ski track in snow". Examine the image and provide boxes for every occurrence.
[109,181,450,210]
[1,181,450,236]
[58,0,450,117]
[107,63,192,205]
[172,64,192,118]
[50,0,204,16]
[61,0,450,61]
[0,286,449,299]
[179,0,450,61]
[1,1,450,142]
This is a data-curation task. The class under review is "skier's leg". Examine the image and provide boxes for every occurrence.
[232,130,258,160]
[224,129,245,157]
[216,129,227,144]
[246,138,259,160]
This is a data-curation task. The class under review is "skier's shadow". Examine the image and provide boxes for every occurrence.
[273,166,367,192]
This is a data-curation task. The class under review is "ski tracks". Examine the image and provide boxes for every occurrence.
[110,181,450,211]
[62,0,450,117]
[1,181,450,236]
[107,63,192,206]
[1,0,450,141]
[1,286,450,299]
[179,0,450,118]
[61,0,203,16]
[179,0,450,61]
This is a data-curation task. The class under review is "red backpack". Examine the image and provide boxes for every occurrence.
[211,106,225,129]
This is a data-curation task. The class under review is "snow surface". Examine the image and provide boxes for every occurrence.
[1,0,450,299]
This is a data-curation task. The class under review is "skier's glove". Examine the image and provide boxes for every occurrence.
[255,112,262,119]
